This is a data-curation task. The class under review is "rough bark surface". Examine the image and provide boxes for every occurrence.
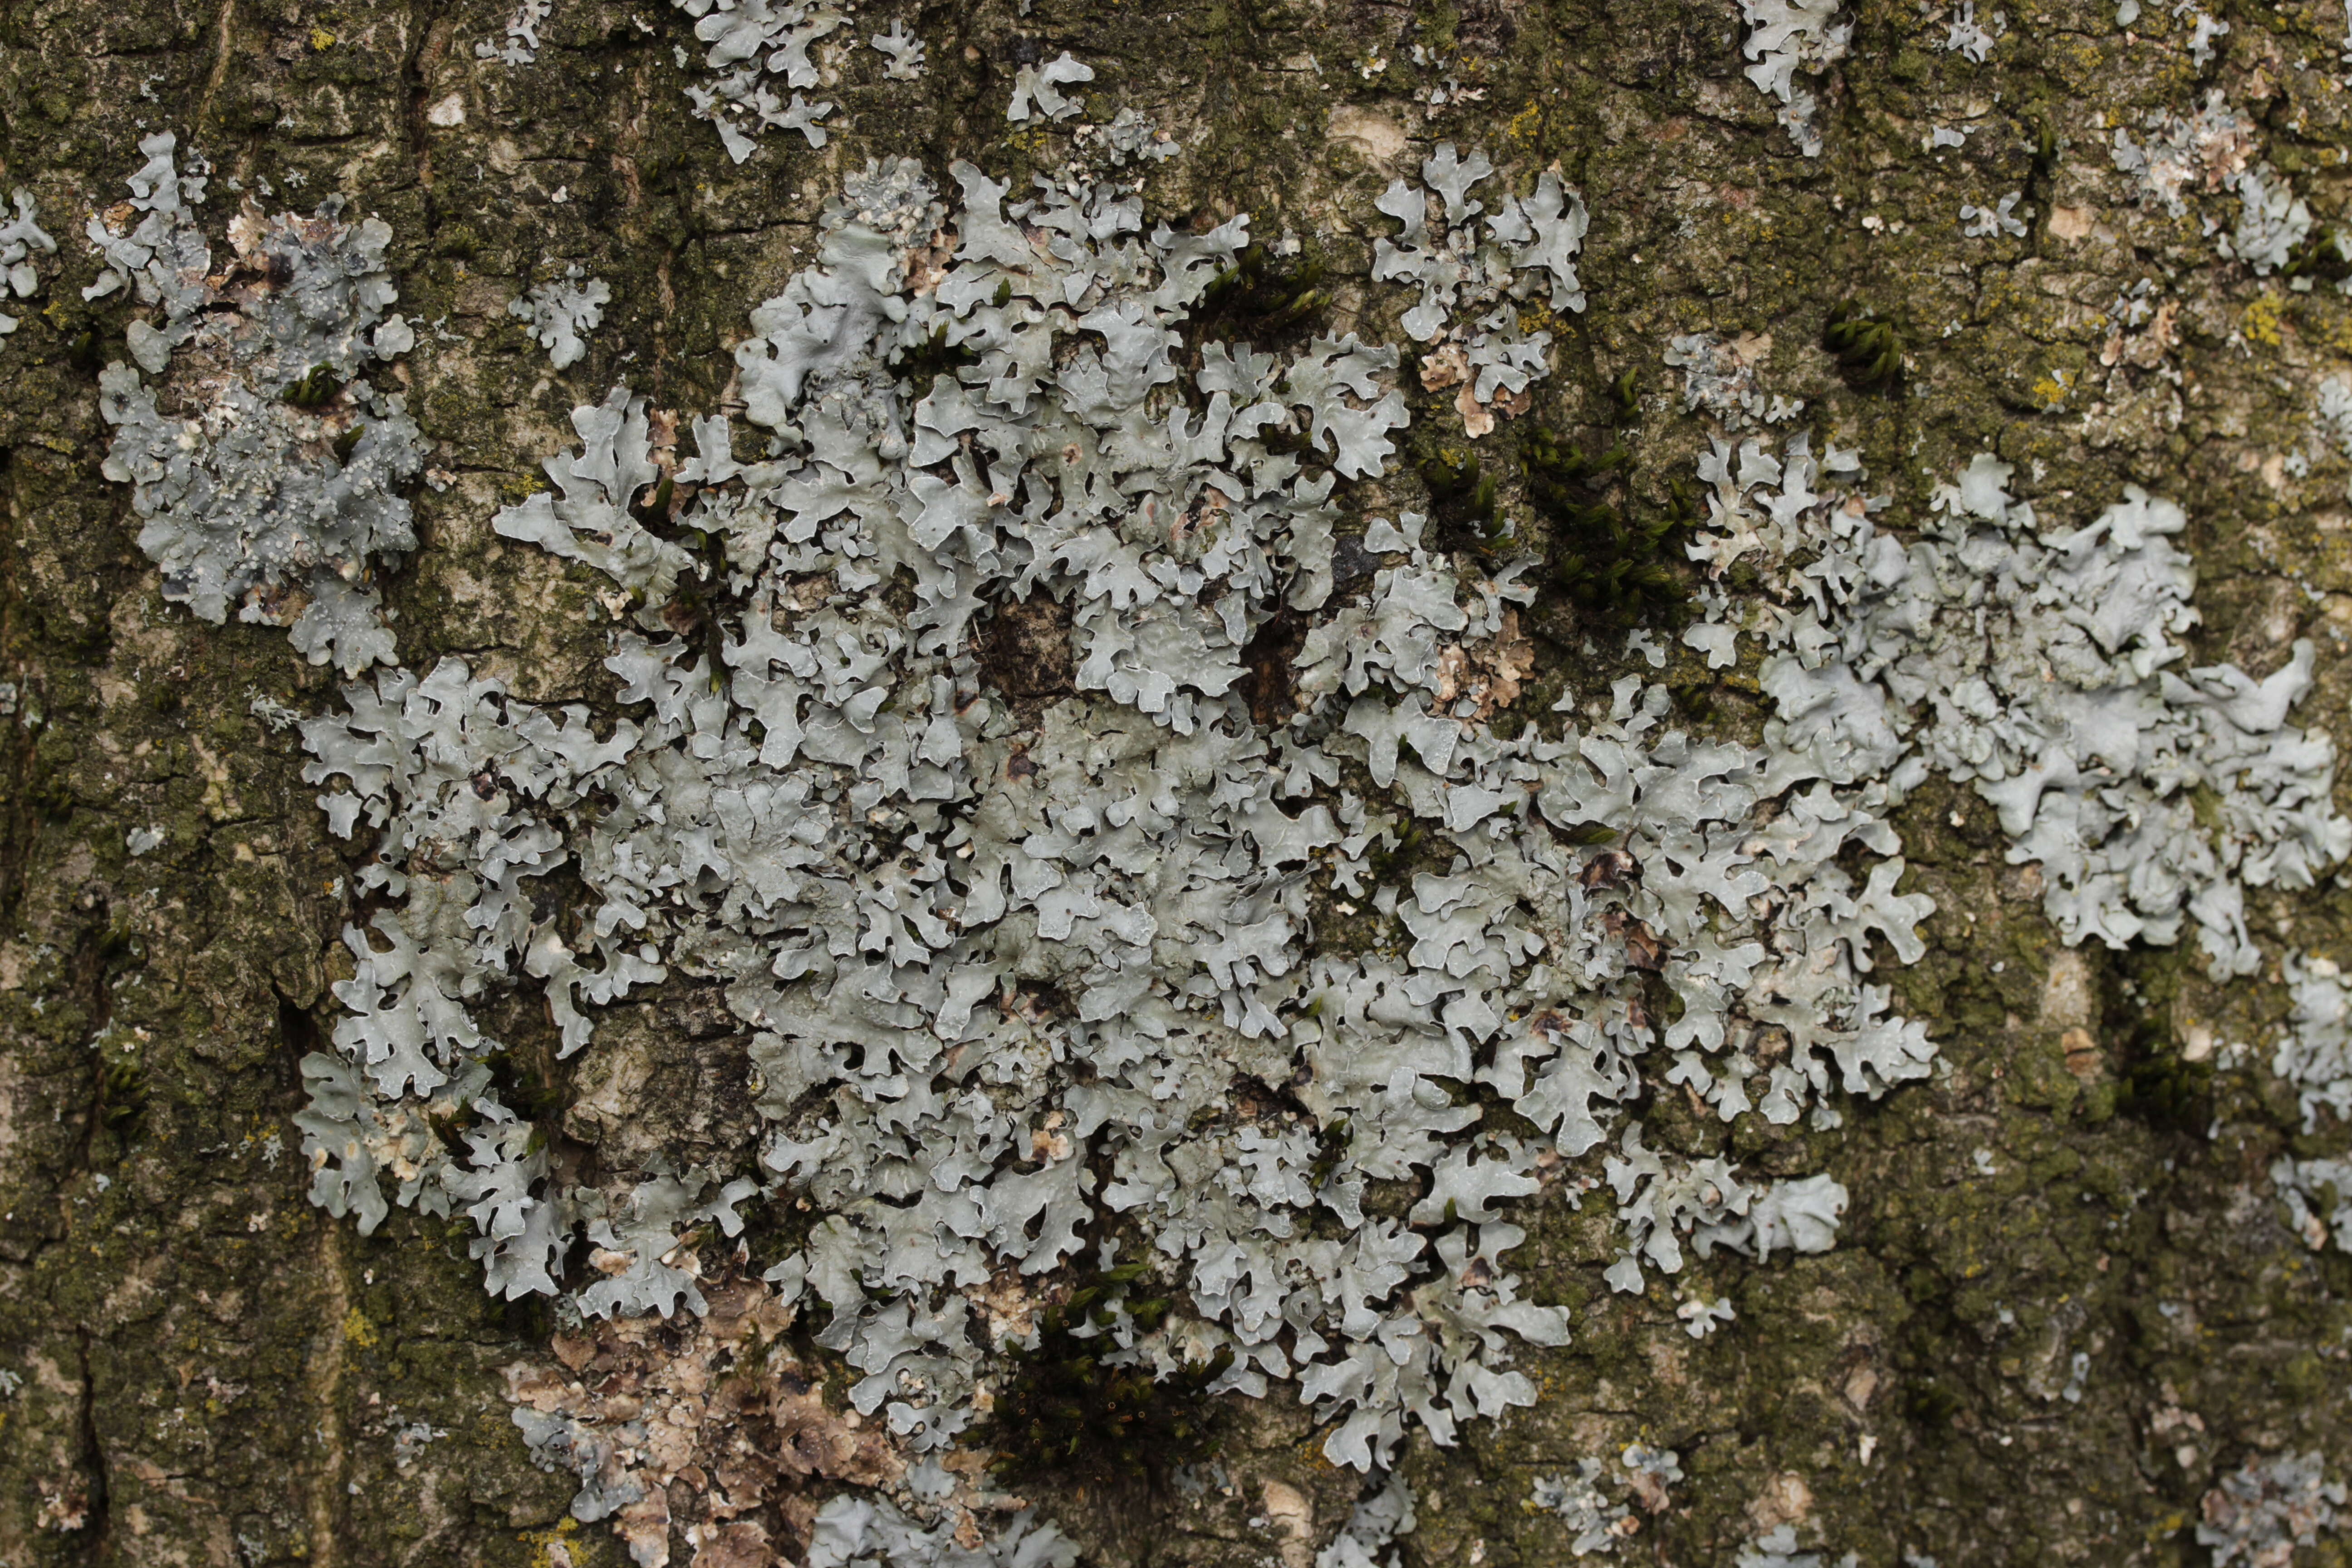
[1,1,2349,1566]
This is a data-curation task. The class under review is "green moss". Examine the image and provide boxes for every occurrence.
[1822,303,1906,391]
[1523,427,1692,628]
[1414,434,1514,554]
[984,1261,1231,1490]
[1189,240,1330,348]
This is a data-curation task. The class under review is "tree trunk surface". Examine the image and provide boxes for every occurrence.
[1,1,2347,1566]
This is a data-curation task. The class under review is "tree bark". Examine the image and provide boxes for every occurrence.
[1,1,2347,1565]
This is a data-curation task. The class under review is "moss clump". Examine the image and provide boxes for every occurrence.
[986,1261,1231,1490]
[1361,815,1427,887]
[1306,1114,1352,1190]
[1822,303,1906,391]
[1524,428,1690,628]
[2282,227,2352,286]
[281,363,343,407]
[2115,1027,2211,1133]
[1608,366,1641,424]
[1189,240,1328,348]
[1903,1377,1963,1429]
[478,1040,567,1124]
[65,320,106,372]
[97,1055,145,1130]
[889,322,981,387]
[1416,436,1514,555]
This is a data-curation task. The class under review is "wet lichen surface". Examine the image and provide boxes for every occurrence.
[8,0,2352,1565]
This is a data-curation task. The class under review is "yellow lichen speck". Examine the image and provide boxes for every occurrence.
[2243,292,2285,350]
[520,1520,582,1568]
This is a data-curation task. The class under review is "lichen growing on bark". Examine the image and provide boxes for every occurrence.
[11,0,2352,1565]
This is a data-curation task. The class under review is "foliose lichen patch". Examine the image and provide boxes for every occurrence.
[80,10,2352,1562]
[93,132,425,676]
